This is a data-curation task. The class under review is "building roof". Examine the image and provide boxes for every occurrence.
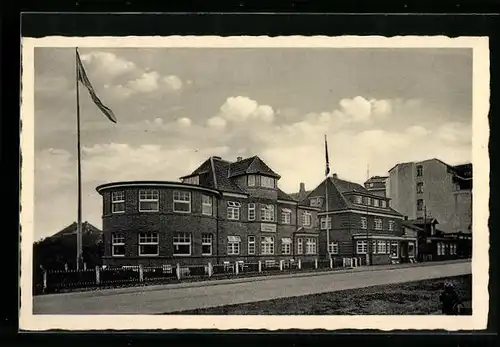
[228,155,281,178]
[365,175,389,184]
[277,188,297,202]
[401,221,424,231]
[405,218,440,226]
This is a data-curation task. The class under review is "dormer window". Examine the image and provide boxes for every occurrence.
[310,197,323,207]
[183,175,199,185]
[248,175,256,187]
[261,176,276,188]
[354,195,362,204]
[381,200,387,208]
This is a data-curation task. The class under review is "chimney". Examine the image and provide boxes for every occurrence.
[236,156,243,162]
[331,173,338,179]
[299,182,305,194]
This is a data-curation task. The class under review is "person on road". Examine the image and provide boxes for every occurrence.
[439,281,462,315]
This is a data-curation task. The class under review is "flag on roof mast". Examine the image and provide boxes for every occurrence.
[76,49,117,123]
[324,134,330,177]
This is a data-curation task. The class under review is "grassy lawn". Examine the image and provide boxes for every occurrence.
[168,274,472,315]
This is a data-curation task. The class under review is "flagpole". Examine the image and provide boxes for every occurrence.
[366,164,370,266]
[75,47,83,270]
[325,135,330,260]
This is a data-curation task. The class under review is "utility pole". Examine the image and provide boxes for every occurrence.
[366,164,371,266]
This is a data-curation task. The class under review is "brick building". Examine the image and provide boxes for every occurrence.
[96,155,320,267]
[294,173,416,265]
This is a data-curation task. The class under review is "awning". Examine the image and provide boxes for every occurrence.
[227,236,241,242]
[281,237,292,244]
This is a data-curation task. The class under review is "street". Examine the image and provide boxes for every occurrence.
[33,260,471,315]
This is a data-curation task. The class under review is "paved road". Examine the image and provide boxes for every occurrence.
[33,261,471,315]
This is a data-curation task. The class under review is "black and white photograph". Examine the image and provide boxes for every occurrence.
[20,36,489,331]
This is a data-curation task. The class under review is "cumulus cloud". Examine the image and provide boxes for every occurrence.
[80,51,137,77]
[177,117,192,127]
[219,96,276,123]
[207,116,227,129]
[163,75,183,91]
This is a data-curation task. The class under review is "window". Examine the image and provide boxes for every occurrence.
[372,240,377,254]
[374,218,383,230]
[261,176,275,188]
[261,236,275,255]
[310,197,322,207]
[328,242,339,255]
[261,204,275,222]
[202,195,212,216]
[139,189,159,212]
[247,175,256,187]
[361,216,367,230]
[202,233,212,255]
[173,232,191,256]
[281,238,292,255]
[417,199,424,211]
[377,240,387,254]
[138,232,159,256]
[416,182,424,194]
[306,238,317,254]
[354,195,363,204]
[373,199,379,207]
[417,165,423,177]
[248,236,256,255]
[388,220,395,231]
[183,176,199,185]
[227,201,241,220]
[437,242,443,256]
[320,216,332,230]
[111,233,125,256]
[381,200,387,208]
[248,203,256,221]
[390,241,398,257]
[281,208,291,224]
[297,238,303,254]
[227,236,241,255]
[302,211,312,227]
[173,190,191,213]
[356,240,368,254]
[111,191,125,213]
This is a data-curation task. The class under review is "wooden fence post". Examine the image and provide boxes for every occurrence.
[258,261,262,273]
[83,262,87,271]
[176,263,181,280]
[298,259,302,270]
[315,258,318,269]
[330,257,333,269]
[279,260,284,271]
[139,265,144,282]
[208,262,213,277]
[95,266,100,285]
[43,270,47,292]
[235,261,239,275]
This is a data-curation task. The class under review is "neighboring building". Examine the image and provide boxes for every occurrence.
[295,173,415,265]
[386,159,473,235]
[403,218,472,262]
[364,176,389,198]
[96,155,320,267]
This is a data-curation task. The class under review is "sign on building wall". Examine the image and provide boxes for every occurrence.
[261,223,277,232]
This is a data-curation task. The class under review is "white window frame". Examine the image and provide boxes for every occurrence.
[361,216,367,230]
[365,197,372,205]
[183,176,199,185]
[310,197,322,207]
[320,216,332,230]
[381,200,387,208]
[202,194,212,216]
[138,189,159,212]
[111,233,125,257]
[328,242,339,255]
[302,211,312,227]
[248,236,256,255]
[373,199,379,207]
[173,232,192,256]
[356,240,368,254]
[173,190,191,213]
[201,233,213,256]
[281,238,292,255]
[138,232,159,256]
[248,203,256,221]
[372,240,377,254]
[377,240,387,254]
[247,175,256,187]
[388,220,395,231]
[305,238,317,255]
[354,195,363,204]
[261,204,275,222]
[281,208,292,224]
[261,236,275,255]
[227,201,241,220]
[227,236,241,255]
[297,238,303,255]
[374,218,383,230]
[417,165,423,177]
[261,176,275,188]
[111,191,125,214]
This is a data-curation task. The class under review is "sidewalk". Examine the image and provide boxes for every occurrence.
[41,258,471,298]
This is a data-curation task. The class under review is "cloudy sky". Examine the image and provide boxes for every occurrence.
[33,47,472,240]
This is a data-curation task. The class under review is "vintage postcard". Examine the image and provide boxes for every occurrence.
[20,35,490,331]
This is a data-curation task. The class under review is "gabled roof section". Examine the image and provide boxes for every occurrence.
[228,155,281,179]
[50,221,102,239]
[277,188,296,202]
[331,176,370,194]
[212,157,247,194]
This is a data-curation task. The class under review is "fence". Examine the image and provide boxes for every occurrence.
[35,257,363,295]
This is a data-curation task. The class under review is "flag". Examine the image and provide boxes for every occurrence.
[325,134,330,176]
[76,49,117,123]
